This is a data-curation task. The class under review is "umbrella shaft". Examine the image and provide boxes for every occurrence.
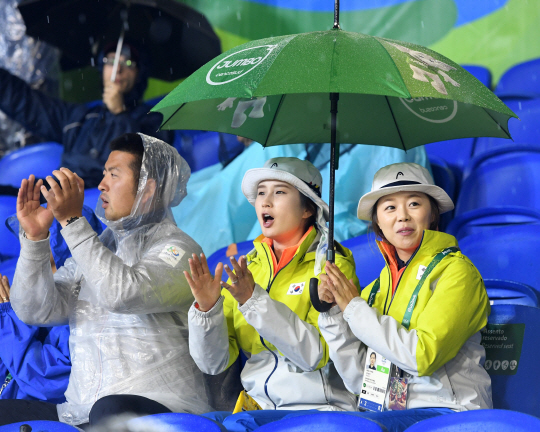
[333,0,340,29]
[327,92,339,264]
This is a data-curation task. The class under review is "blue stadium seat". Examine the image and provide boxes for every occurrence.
[0,142,63,188]
[341,233,385,289]
[462,64,492,89]
[0,420,81,431]
[174,131,245,172]
[485,279,539,307]
[206,240,254,283]
[446,207,540,240]
[473,98,540,157]
[456,148,540,217]
[428,156,456,231]
[495,57,540,99]
[424,137,474,187]
[128,413,227,432]
[0,196,19,261]
[459,225,540,294]
[256,412,386,432]
[0,257,17,283]
[404,409,540,432]
[482,305,540,416]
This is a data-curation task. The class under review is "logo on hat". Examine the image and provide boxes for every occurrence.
[396,172,404,179]
[271,163,278,168]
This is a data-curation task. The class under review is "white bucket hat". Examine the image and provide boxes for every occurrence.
[357,162,454,221]
[242,157,329,275]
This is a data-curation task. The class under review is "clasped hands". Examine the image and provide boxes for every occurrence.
[17,169,85,241]
[319,262,359,312]
[185,253,255,312]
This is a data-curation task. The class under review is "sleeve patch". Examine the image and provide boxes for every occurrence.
[158,245,185,267]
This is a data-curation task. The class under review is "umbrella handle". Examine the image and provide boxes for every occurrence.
[309,278,332,312]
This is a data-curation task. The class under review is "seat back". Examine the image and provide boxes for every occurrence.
[485,279,539,307]
[456,148,540,217]
[446,207,540,240]
[429,156,456,231]
[0,196,19,260]
[257,412,386,432]
[481,304,540,415]
[462,64,492,89]
[495,57,540,98]
[424,137,474,186]
[459,225,540,294]
[404,409,540,431]
[473,98,540,157]
[206,240,254,283]
[0,142,63,188]
[128,413,227,432]
[0,420,82,432]
[341,233,385,289]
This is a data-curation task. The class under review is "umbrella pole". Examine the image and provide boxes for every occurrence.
[327,92,339,264]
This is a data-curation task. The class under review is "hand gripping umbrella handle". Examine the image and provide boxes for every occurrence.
[310,278,332,312]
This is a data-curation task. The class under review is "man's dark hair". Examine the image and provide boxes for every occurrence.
[109,133,144,194]
[370,193,440,242]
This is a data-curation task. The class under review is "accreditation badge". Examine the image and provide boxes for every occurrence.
[358,348,391,412]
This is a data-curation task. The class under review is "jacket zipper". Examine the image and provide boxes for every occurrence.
[259,244,299,409]
[385,232,425,315]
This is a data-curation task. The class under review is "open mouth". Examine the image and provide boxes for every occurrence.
[262,213,274,227]
[101,196,109,207]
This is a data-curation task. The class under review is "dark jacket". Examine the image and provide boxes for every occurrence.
[0,68,173,188]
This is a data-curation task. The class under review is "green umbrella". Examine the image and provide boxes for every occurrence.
[152,1,516,310]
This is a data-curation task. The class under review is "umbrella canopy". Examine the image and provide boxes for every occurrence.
[151,21,517,311]
[153,29,516,145]
[18,0,221,81]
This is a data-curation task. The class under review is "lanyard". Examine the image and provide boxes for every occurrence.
[367,247,458,329]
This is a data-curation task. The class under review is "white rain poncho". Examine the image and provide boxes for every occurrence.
[11,134,212,425]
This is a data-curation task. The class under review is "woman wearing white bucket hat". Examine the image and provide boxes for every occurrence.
[186,157,360,431]
[317,162,492,431]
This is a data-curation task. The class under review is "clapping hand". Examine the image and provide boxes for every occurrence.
[324,262,359,312]
[41,168,84,228]
[221,256,255,306]
[17,175,54,241]
[185,253,223,312]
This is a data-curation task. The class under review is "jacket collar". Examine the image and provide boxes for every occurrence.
[377,229,458,268]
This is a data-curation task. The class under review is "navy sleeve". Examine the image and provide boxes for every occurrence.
[0,68,73,143]
[0,302,71,402]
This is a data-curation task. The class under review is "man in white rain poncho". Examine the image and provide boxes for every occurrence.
[4,133,212,427]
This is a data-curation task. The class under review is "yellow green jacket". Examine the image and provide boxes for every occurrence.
[189,228,359,410]
[319,230,493,411]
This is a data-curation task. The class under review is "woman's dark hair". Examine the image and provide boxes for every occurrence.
[109,133,144,194]
[299,191,318,231]
[370,193,440,242]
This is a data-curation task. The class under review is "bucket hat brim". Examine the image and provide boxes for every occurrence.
[242,168,330,221]
[357,184,454,221]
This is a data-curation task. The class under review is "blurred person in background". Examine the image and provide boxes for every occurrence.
[0,39,173,191]
[0,0,60,157]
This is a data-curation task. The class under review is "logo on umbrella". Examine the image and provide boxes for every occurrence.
[400,97,458,124]
[207,45,278,85]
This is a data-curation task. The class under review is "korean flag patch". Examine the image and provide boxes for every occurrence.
[159,245,185,267]
[287,282,305,295]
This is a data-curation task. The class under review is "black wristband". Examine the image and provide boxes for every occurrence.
[66,216,81,226]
